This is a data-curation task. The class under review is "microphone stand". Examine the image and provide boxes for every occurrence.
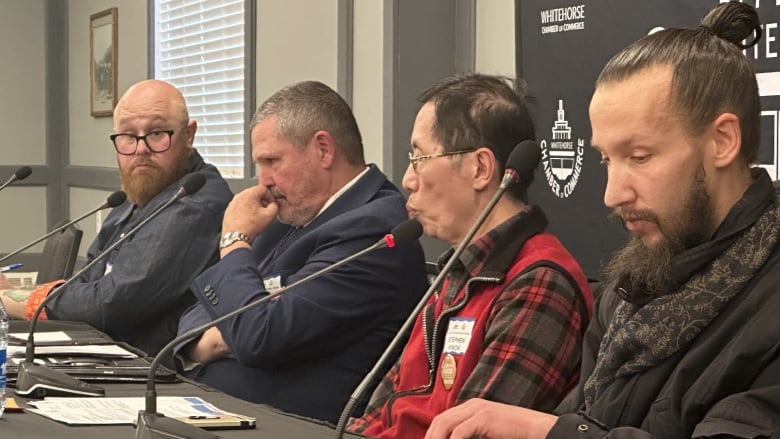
[0,191,125,265]
[135,226,418,439]
[332,171,520,438]
[15,183,200,398]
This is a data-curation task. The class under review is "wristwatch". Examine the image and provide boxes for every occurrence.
[219,231,252,249]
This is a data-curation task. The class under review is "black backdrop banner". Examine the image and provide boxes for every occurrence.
[516,0,780,278]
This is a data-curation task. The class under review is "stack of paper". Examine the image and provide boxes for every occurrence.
[26,396,253,427]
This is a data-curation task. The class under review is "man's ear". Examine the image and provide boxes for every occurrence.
[184,120,198,149]
[312,130,336,168]
[709,112,741,169]
[472,147,497,191]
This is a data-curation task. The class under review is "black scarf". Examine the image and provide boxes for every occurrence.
[584,170,780,407]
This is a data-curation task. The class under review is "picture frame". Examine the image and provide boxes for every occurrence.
[90,7,118,117]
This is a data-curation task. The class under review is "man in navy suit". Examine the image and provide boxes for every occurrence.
[176,80,428,423]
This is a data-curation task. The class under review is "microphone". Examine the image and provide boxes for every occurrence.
[14,172,207,399]
[134,219,423,439]
[0,166,32,192]
[0,191,127,266]
[332,141,541,438]
[500,139,542,190]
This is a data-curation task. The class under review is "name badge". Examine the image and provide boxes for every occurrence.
[263,275,283,293]
[443,317,475,355]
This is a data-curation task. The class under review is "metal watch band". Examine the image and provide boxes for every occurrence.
[219,231,251,249]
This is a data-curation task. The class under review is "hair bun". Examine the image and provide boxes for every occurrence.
[700,1,762,49]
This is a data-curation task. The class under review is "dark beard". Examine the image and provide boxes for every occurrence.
[603,167,714,303]
[121,148,191,206]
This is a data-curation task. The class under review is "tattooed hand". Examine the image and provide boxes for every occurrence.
[0,288,32,319]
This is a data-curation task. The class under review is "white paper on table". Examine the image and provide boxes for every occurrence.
[10,331,72,343]
[26,396,227,425]
[9,357,47,365]
[7,344,138,358]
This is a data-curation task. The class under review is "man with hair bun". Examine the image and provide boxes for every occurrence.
[426,2,780,438]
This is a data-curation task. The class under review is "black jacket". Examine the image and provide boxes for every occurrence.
[551,171,780,438]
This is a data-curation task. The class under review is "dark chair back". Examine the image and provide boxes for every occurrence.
[36,220,83,283]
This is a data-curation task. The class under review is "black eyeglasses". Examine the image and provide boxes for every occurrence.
[407,149,475,172]
[109,130,174,155]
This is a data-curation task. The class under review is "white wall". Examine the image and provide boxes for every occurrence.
[255,0,339,105]
[0,0,46,253]
[0,0,46,166]
[475,0,516,76]
[0,187,48,253]
[352,1,385,169]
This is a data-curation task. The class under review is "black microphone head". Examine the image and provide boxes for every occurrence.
[501,140,542,190]
[182,172,207,195]
[14,166,32,181]
[106,190,127,208]
[506,140,541,177]
[391,219,423,246]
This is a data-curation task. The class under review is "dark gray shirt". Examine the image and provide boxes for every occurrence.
[46,150,232,358]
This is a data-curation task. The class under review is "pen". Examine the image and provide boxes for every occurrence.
[0,263,23,272]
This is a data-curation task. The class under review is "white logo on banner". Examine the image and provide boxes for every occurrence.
[539,4,586,35]
[541,100,584,198]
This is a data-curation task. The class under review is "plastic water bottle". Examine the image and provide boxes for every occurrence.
[0,298,8,417]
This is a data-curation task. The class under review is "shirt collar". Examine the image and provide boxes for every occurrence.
[437,205,547,278]
[302,166,370,228]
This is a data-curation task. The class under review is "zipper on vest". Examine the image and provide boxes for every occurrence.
[383,380,434,426]
[384,276,500,427]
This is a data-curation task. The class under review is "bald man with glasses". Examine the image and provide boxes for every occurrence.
[0,79,232,363]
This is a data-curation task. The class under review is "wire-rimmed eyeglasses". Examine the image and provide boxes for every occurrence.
[407,149,475,172]
[109,130,174,155]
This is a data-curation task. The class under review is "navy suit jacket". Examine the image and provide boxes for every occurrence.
[177,165,428,423]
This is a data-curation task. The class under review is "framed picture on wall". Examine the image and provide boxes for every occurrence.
[90,7,118,117]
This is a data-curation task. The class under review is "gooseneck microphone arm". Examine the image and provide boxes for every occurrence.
[0,191,127,265]
[15,173,207,398]
[332,185,508,437]
[135,219,423,439]
[24,176,204,363]
[0,166,32,192]
[333,140,542,438]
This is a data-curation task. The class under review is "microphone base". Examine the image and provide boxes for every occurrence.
[14,362,105,398]
[135,411,221,439]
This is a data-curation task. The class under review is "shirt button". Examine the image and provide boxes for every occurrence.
[577,424,589,432]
